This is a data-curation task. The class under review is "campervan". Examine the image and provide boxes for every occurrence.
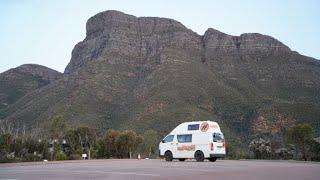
[159,121,226,162]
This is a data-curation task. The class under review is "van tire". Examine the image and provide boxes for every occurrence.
[164,151,173,161]
[194,151,205,162]
[208,157,217,162]
[179,158,186,161]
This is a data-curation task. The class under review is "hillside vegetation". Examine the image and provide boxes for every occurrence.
[0,11,319,151]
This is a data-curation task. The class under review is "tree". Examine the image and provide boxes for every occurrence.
[0,133,13,162]
[75,126,99,160]
[49,115,67,140]
[64,129,81,159]
[48,116,68,161]
[141,129,159,158]
[287,124,314,161]
[310,139,320,161]
[103,129,120,158]
[116,130,142,158]
[0,133,12,151]
[95,129,120,158]
[63,126,99,160]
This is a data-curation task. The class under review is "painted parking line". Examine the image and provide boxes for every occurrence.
[0,169,160,177]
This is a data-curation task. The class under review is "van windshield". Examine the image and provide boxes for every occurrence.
[213,132,224,142]
[162,135,174,143]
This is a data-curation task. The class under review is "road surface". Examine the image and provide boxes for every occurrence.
[0,159,319,180]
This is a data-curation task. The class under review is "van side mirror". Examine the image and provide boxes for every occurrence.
[161,140,165,143]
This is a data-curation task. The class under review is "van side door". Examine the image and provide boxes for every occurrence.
[176,134,194,158]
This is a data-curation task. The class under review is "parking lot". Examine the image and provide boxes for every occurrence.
[1,159,319,180]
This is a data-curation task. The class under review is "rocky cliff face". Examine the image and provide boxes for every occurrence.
[1,10,319,144]
[65,11,202,74]
[65,11,292,74]
[203,28,290,54]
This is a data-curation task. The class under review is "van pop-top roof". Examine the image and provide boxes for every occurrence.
[170,121,221,134]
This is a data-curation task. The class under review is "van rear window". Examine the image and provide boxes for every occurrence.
[188,124,199,130]
[213,132,224,142]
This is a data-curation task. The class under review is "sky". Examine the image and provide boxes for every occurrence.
[1,0,319,73]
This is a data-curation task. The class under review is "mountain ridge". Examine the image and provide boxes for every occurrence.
[65,10,297,74]
[1,10,319,147]
[0,64,62,110]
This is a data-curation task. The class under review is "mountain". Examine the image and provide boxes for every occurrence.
[0,64,62,109]
[1,10,319,145]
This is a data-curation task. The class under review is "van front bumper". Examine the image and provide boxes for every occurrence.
[210,154,225,158]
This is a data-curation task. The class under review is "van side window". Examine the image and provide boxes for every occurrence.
[177,134,192,143]
[163,135,174,143]
[188,124,199,130]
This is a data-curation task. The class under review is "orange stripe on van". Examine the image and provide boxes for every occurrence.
[177,145,195,151]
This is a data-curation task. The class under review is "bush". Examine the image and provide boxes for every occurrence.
[226,143,247,160]
[55,151,67,161]
[286,124,314,161]
[310,140,320,161]
[70,153,81,160]
[275,147,294,160]
[249,138,271,159]
[0,152,18,163]
[24,153,39,162]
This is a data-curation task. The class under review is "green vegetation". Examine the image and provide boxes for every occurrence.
[0,125,160,162]
[286,124,314,161]
[55,151,67,161]
[1,54,320,153]
[0,133,48,163]
[0,64,61,111]
[246,123,320,161]
[249,138,271,159]
[140,129,159,158]
[1,121,319,162]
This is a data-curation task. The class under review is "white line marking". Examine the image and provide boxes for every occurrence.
[1,169,160,177]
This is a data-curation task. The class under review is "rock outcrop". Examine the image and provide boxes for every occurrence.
[65,11,292,75]
[65,10,202,74]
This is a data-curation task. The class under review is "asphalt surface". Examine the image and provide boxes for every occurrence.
[0,159,319,180]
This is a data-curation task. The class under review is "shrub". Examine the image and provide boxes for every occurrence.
[249,138,271,159]
[70,153,81,160]
[287,124,313,161]
[55,151,67,161]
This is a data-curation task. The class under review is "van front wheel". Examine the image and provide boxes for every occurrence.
[194,151,204,162]
[208,157,217,162]
[164,151,173,161]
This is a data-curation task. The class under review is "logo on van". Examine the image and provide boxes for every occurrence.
[200,122,209,132]
[177,145,195,151]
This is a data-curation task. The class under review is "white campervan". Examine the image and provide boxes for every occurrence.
[159,121,226,162]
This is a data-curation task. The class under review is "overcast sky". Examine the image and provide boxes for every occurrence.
[1,0,319,73]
